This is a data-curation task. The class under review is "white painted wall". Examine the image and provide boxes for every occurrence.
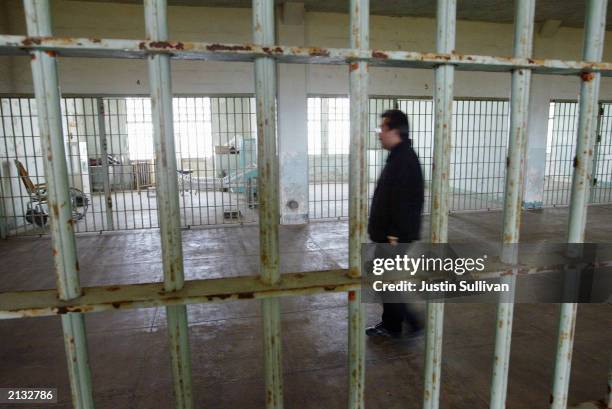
[1,0,610,97]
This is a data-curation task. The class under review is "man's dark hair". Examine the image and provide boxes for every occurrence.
[381,109,410,141]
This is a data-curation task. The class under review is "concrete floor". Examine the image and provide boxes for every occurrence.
[0,205,611,408]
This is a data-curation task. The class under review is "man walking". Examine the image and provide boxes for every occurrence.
[365,109,424,339]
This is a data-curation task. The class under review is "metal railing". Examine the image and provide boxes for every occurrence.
[0,0,610,409]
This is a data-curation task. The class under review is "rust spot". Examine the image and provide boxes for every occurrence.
[308,47,330,57]
[44,50,57,57]
[54,306,69,314]
[138,42,146,50]
[206,44,252,52]
[52,248,59,257]
[206,293,233,301]
[22,37,42,46]
[51,204,59,217]
[580,71,595,82]
[111,302,121,309]
[349,62,359,72]
[527,58,535,64]
[91,38,101,43]
[372,50,388,59]
[573,156,579,168]
[30,54,36,61]
[348,290,356,301]
[106,286,121,292]
[67,218,75,226]
[147,41,185,50]
[75,261,80,272]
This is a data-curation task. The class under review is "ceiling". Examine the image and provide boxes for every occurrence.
[74,0,612,29]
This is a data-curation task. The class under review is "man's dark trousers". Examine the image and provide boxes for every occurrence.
[374,242,422,333]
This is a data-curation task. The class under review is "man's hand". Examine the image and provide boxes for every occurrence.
[387,235,398,246]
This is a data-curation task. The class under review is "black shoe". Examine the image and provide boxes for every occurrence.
[365,322,402,339]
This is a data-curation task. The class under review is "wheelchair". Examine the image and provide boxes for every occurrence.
[15,160,89,228]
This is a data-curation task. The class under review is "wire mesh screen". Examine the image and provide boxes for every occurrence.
[451,100,510,211]
[0,96,258,236]
[307,96,509,220]
[307,97,350,219]
[591,102,612,204]
[544,101,579,206]
[0,98,43,236]
[544,101,612,207]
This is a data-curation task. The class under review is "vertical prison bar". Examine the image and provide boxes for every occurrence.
[252,1,284,408]
[143,1,194,408]
[551,1,608,408]
[424,0,456,408]
[23,1,95,408]
[490,1,535,408]
[347,0,368,406]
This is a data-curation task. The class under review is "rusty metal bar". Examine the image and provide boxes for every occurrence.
[144,1,194,408]
[95,98,114,231]
[347,0,368,406]
[423,1,456,408]
[23,1,95,408]
[551,1,608,409]
[252,0,284,407]
[3,35,612,76]
[1,253,611,319]
[490,1,535,408]
[0,269,357,319]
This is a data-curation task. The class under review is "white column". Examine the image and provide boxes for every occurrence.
[522,75,551,209]
[278,2,309,224]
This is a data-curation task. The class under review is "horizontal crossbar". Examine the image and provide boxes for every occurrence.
[2,255,610,319]
[1,35,611,76]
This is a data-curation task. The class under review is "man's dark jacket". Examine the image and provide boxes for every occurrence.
[368,140,424,243]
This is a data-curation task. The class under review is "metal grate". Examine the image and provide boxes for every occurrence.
[544,101,579,206]
[590,102,612,204]
[307,96,509,219]
[0,95,258,236]
[307,96,350,219]
[450,99,510,211]
[544,100,612,207]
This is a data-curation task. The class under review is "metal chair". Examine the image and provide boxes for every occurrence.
[14,160,89,227]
